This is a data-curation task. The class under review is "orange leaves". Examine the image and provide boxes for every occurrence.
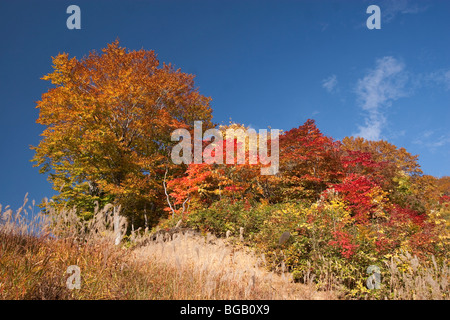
[32,41,213,217]
[41,53,77,86]
[342,136,422,176]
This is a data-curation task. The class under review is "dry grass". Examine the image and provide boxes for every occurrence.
[131,231,334,299]
[0,195,331,300]
[1,195,447,300]
[384,251,449,300]
[0,196,137,299]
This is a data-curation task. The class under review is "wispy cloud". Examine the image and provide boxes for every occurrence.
[322,74,338,93]
[319,22,329,32]
[423,130,434,139]
[419,69,450,91]
[354,56,409,141]
[380,0,429,23]
[413,130,450,150]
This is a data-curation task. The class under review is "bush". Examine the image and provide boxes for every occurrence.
[181,196,449,299]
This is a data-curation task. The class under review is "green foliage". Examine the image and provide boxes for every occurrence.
[182,195,449,298]
[186,199,273,238]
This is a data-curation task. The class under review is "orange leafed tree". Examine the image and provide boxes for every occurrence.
[32,40,213,222]
[341,136,422,176]
[276,119,342,201]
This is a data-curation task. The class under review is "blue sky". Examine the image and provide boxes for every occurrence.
[0,0,449,209]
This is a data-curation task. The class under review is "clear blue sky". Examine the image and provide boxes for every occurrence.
[1,0,449,209]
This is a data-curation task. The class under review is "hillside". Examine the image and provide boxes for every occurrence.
[1,197,448,300]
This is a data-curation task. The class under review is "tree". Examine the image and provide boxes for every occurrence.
[436,176,450,197]
[341,137,422,176]
[166,122,266,214]
[341,136,425,209]
[277,119,341,201]
[32,40,213,223]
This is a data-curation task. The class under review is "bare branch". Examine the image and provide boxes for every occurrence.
[163,167,175,218]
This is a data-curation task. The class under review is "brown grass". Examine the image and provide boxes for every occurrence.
[0,195,447,300]
[131,231,334,299]
[384,251,449,300]
[0,196,331,300]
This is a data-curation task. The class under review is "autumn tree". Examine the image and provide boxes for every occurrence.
[32,41,213,223]
[341,137,422,176]
[436,176,450,197]
[277,119,341,201]
[168,120,343,210]
[166,122,267,214]
[341,136,427,209]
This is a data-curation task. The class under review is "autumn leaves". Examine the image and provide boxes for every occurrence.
[32,41,449,241]
[32,40,213,219]
[170,121,280,175]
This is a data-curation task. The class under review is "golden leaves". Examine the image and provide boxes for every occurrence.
[32,41,213,216]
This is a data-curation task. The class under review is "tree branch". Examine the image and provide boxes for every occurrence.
[163,167,175,218]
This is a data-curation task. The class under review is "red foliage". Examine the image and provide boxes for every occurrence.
[329,230,359,259]
[374,236,397,255]
[389,204,426,227]
[439,195,450,204]
[278,119,342,199]
[164,119,444,261]
[332,174,380,223]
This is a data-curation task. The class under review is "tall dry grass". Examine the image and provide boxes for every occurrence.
[0,195,137,299]
[0,195,329,299]
[384,251,449,300]
[1,195,447,300]
[131,230,332,299]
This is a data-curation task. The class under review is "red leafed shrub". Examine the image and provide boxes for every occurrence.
[374,236,397,255]
[332,174,380,223]
[439,195,450,204]
[389,204,426,227]
[224,185,244,192]
[329,230,359,259]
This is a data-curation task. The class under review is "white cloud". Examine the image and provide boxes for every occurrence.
[322,74,338,93]
[354,56,409,141]
[414,131,450,149]
[421,69,450,91]
[431,135,450,148]
[381,0,428,23]
[445,70,450,90]
[423,130,434,138]
[356,111,386,141]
